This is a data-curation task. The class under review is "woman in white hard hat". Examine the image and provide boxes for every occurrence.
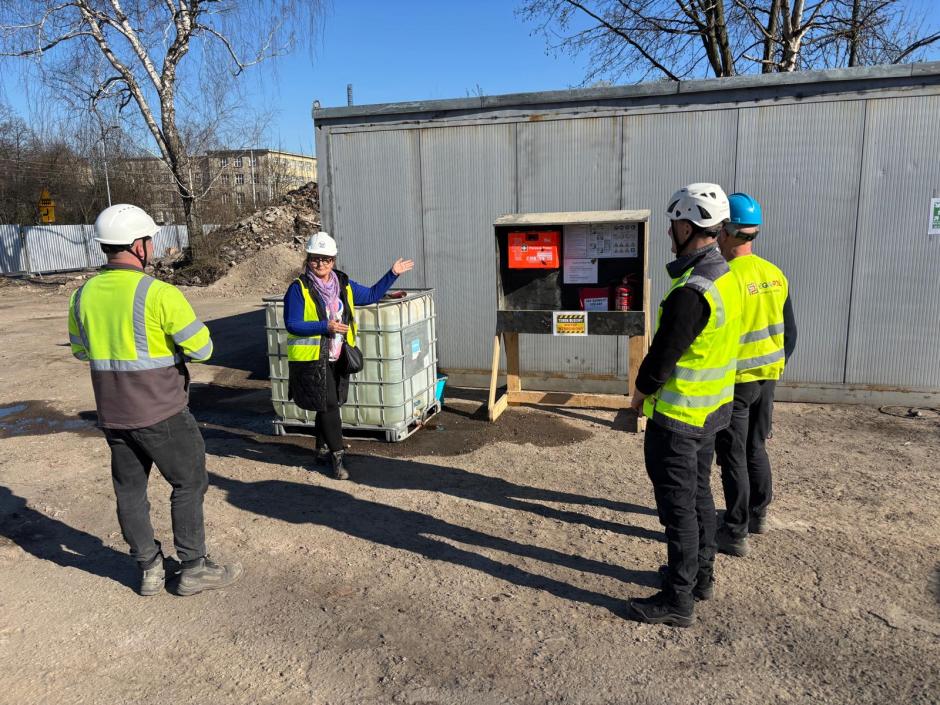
[283,231,414,479]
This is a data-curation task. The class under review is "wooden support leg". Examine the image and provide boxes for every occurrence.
[504,332,521,394]
[488,333,509,422]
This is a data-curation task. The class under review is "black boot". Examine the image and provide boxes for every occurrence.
[627,588,694,628]
[716,523,750,557]
[331,450,349,480]
[748,511,768,534]
[657,564,714,601]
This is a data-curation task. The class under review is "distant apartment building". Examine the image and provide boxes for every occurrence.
[111,149,317,224]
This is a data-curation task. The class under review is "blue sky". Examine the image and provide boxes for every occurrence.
[249,1,591,155]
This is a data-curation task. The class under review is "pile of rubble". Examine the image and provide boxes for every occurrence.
[154,181,319,286]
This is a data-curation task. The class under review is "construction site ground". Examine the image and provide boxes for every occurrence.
[0,282,938,705]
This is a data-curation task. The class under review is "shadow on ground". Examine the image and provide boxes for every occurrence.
[0,485,135,590]
[209,469,653,614]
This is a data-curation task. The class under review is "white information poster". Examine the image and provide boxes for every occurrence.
[587,222,639,258]
[563,258,598,284]
[929,197,940,238]
[563,224,589,257]
[552,311,588,336]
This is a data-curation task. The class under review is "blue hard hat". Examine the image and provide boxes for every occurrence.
[728,192,762,226]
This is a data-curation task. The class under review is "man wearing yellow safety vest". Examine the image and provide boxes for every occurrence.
[714,193,797,557]
[68,204,241,597]
[628,184,742,627]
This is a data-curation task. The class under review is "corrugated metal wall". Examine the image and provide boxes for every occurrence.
[847,95,940,388]
[0,225,196,275]
[314,74,940,394]
[0,225,25,273]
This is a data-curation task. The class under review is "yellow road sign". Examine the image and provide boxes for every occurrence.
[38,188,56,224]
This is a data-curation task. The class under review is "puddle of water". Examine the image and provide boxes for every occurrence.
[0,403,28,419]
[0,401,97,439]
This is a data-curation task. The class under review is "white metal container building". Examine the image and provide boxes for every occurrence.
[313,63,940,406]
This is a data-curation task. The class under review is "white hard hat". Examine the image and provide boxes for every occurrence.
[94,204,159,245]
[665,183,730,229]
[305,231,338,257]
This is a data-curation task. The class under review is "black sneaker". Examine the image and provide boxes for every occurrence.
[627,590,694,628]
[315,444,330,466]
[657,565,714,601]
[748,512,768,534]
[139,546,165,597]
[175,557,243,596]
[716,524,750,557]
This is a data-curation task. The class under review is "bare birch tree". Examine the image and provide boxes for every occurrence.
[0,0,321,254]
[518,0,940,82]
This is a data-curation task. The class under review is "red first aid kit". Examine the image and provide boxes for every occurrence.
[507,230,560,269]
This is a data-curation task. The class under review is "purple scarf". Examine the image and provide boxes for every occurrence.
[305,266,344,360]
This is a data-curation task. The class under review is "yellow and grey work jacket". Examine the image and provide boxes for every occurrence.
[644,249,743,437]
[68,264,212,429]
[729,254,788,383]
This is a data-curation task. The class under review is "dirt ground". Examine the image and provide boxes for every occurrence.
[0,283,938,705]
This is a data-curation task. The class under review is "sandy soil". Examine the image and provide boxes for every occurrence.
[0,285,938,705]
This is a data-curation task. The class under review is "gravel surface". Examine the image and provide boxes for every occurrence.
[0,289,937,705]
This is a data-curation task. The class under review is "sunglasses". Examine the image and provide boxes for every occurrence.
[309,256,335,264]
[723,223,759,239]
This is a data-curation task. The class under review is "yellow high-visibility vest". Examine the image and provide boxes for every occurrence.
[68,268,212,370]
[286,278,357,362]
[644,261,742,436]
[730,254,788,383]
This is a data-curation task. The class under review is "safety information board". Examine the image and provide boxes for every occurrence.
[565,223,638,258]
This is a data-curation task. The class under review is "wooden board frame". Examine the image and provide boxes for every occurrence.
[486,293,651,431]
[488,210,653,432]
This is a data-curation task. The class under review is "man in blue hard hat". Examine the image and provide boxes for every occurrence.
[713,192,798,557]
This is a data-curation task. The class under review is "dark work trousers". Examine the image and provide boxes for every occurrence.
[315,361,345,452]
[103,408,208,565]
[715,380,776,538]
[644,421,717,605]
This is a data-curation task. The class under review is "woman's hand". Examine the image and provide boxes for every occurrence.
[392,258,414,276]
[327,320,349,335]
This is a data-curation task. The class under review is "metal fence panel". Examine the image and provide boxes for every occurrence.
[154,225,187,257]
[419,124,513,371]
[735,100,866,385]
[0,225,26,273]
[0,223,214,275]
[846,95,940,388]
[329,130,425,287]
[21,225,94,273]
[516,117,624,375]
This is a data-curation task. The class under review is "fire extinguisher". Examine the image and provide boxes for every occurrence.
[615,276,633,311]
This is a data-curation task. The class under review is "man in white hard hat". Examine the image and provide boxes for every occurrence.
[68,204,241,596]
[627,184,742,627]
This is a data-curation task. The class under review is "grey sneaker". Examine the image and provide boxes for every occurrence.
[176,557,243,596]
[749,512,768,534]
[716,524,750,557]
[139,551,165,596]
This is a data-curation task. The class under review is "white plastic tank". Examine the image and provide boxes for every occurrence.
[264,289,440,441]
